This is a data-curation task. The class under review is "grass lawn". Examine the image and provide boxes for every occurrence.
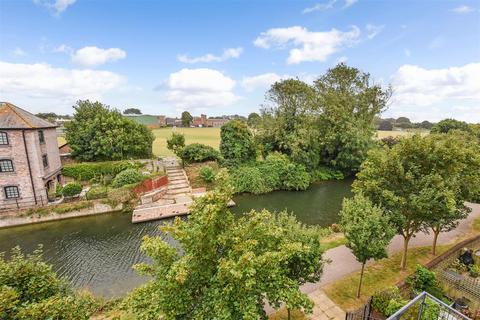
[473,215,480,233]
[58,136,66,146]
[152,127,221,156]
[323,245,451,311]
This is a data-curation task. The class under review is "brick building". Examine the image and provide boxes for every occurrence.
[0,102,62,209]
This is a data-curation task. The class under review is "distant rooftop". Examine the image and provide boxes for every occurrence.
[0,102,57,129]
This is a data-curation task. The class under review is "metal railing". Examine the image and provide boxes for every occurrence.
[386,292,471,320]
[0,196,49,212]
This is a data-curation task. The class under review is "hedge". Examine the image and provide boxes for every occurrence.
[62,182,82,197]
[111,169,145,188]
[62,161,143,181]
[180,143,220,164]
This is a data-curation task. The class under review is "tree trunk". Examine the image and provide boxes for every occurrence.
[432,228,440,256]
[357,262,366,298]
[400,235,411,270]
[287,308,291,320]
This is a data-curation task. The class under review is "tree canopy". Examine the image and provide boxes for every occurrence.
[340,194,395,297]
[430,118,471,134]
[181,111,193,127]
[353,133,480,268]
[65,100,154,161]
[124,172,325,319]
[123,108,142,115]
[220,119,256,166]
[257,64,391,174]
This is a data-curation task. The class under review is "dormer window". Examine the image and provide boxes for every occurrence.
[0,132,8,145]
[38,130,45,144]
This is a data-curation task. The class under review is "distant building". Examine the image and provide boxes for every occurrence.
[192,114,208,127]
[0,102,62,209]
[206,118,230,127]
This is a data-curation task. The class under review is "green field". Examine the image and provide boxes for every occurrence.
[58,128,429,157]
[152,127,221,156]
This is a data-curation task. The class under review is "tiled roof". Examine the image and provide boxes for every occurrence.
[0,102,57,129]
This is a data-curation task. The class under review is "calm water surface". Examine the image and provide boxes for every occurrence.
[0,179,351,298]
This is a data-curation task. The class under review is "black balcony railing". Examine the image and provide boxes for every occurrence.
[0,196,49,212]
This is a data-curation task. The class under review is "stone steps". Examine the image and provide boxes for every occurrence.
[166,187,191,195]
[168,183,189,190]
[169,175,187,182]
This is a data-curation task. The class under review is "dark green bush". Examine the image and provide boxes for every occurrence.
[199,166,216,183]
[469,264,480,278]
[230,153,311,194]
[62,161,142,181]
[282,163,310,191]
[231,166,268,194]
[86,186,109,200]
[406,265,444,298]
[0,247,98,320]
[311,166,344,182]
[111,169,145,188]
[371,286,403,316]
[61,182,82,197]
[220,119,256,166]
[180,143,220,164]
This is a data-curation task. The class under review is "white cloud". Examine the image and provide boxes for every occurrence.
[343,0,358,8]
[452,5,474,13]
[404,48,411,57]
[336,56,348,63]
[34,0,76,15]
[302,0,357,13]
[389,63,480,121]
[162,68,240,111]
[241,73,292,92]
[254,26,361,64]
[366,24,384,39]
[0,61,124,107]
[302,0,336,13]
[71,46,127,67]
[53,44,73,54]
[177,47,243,64]
[12,47,27,56]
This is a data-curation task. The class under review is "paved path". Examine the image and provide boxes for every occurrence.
[302,203,480,319]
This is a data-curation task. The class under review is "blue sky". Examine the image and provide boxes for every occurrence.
[0,0,479,122]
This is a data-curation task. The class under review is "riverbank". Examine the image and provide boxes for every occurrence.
[0,201,123,229]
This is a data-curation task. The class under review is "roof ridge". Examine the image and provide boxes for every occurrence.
[5,102,34,128]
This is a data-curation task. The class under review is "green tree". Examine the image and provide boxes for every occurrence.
[0,246,98,320]
[340,194,395,298]
[220,119,256,166]
[123,108,142,115]
[354,133,480,269]
[314,63,391,174]
[124,172,325,319]
[166,132,185,157]
[247,112,261,128]
[430,118,471,134]
[419,120,433,130]
[65,100,154,161]
[181,111,193,127]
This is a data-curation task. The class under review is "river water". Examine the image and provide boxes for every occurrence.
[0,179,352,298]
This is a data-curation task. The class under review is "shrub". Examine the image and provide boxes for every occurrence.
[282,163,310,191]
[180,143,220,164]
[52,201,93,214]
[311,166,344,182]
[220,119,256,166]
[469,264,480,278]
[384,299,406,317]
[199,166,216,183]
[166,133,185,157]
[0,247,98,319]
[371,287,403,316]
[62,182,82,197]
[111,169,145,188]
[106,186,137,207]
[231,166,268,194]
[230,154,311,194]
[62,161,141,181]
[406,265,444,298]
[86,186,109,200]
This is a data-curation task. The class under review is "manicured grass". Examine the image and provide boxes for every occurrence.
[152,127,221,156]
[269,308,308,320]
[321,234,347,251]
[323,245,451,311]
[376,129,429,139]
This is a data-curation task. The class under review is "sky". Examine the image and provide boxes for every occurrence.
[0,0,479,122]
